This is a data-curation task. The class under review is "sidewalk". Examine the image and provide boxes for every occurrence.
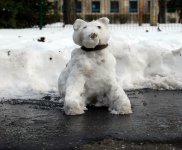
[0,90,182,150]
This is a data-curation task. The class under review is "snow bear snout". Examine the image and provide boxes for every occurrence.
[82,32,99,48]
[89,33,98,39]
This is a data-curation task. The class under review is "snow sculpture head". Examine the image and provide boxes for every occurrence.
[73,17,110,48]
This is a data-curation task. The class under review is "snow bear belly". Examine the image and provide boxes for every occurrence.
[81,58,114,98]
[72,49,116,99]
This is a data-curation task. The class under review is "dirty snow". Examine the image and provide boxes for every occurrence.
[0,24,182,100]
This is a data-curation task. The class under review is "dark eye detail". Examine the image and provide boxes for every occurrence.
[83,26,87,29]
[97,26,101,29]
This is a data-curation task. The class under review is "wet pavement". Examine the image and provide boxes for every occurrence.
[0,90,182,150]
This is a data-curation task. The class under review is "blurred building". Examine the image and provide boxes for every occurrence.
[50,0,178,24]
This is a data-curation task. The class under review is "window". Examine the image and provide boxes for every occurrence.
[110,1,119,13]
[92,1,100,13]
[167,1,176,13]
[129,0,138,13]
[167,8,175,13]
[76,1,82,13]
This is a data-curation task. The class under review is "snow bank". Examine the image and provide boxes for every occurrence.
[110,37,182,90]
[0,25,182,99]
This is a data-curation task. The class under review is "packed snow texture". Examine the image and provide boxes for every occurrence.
[59,18,132,115]
[0,24,182,99]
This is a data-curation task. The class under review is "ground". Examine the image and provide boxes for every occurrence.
[0,90,182,150]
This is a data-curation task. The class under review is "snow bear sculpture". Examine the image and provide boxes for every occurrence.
[58,17,132,115]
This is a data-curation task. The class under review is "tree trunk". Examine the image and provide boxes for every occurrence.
[138,0,143,26]
[150,0,159,26]
[158,0,167,23]
[175,0,182,23]
[63,0,77,25]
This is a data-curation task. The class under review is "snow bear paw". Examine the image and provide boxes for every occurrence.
[64,102,86,115]
[109,103,132,115]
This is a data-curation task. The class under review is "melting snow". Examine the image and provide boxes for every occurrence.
[0,24,182,100]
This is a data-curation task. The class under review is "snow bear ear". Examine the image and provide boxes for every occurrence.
[73,19,86,31]
[98,17,110,25]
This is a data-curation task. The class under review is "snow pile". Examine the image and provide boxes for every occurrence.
[111,38,182,89]
[0,25,182,99]
[0,28,75,99]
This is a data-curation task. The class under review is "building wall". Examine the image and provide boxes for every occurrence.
[55,0,177,24]
[81,0,148,23]
[57,0,150,15]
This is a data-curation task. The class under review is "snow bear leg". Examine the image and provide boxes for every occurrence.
[108,83,132,115]
[64,76,86,115]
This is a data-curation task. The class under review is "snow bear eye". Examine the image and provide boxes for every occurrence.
[83,26,87,29]
[97,26,101,29]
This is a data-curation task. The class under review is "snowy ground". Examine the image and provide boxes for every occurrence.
[0,24,182,100]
